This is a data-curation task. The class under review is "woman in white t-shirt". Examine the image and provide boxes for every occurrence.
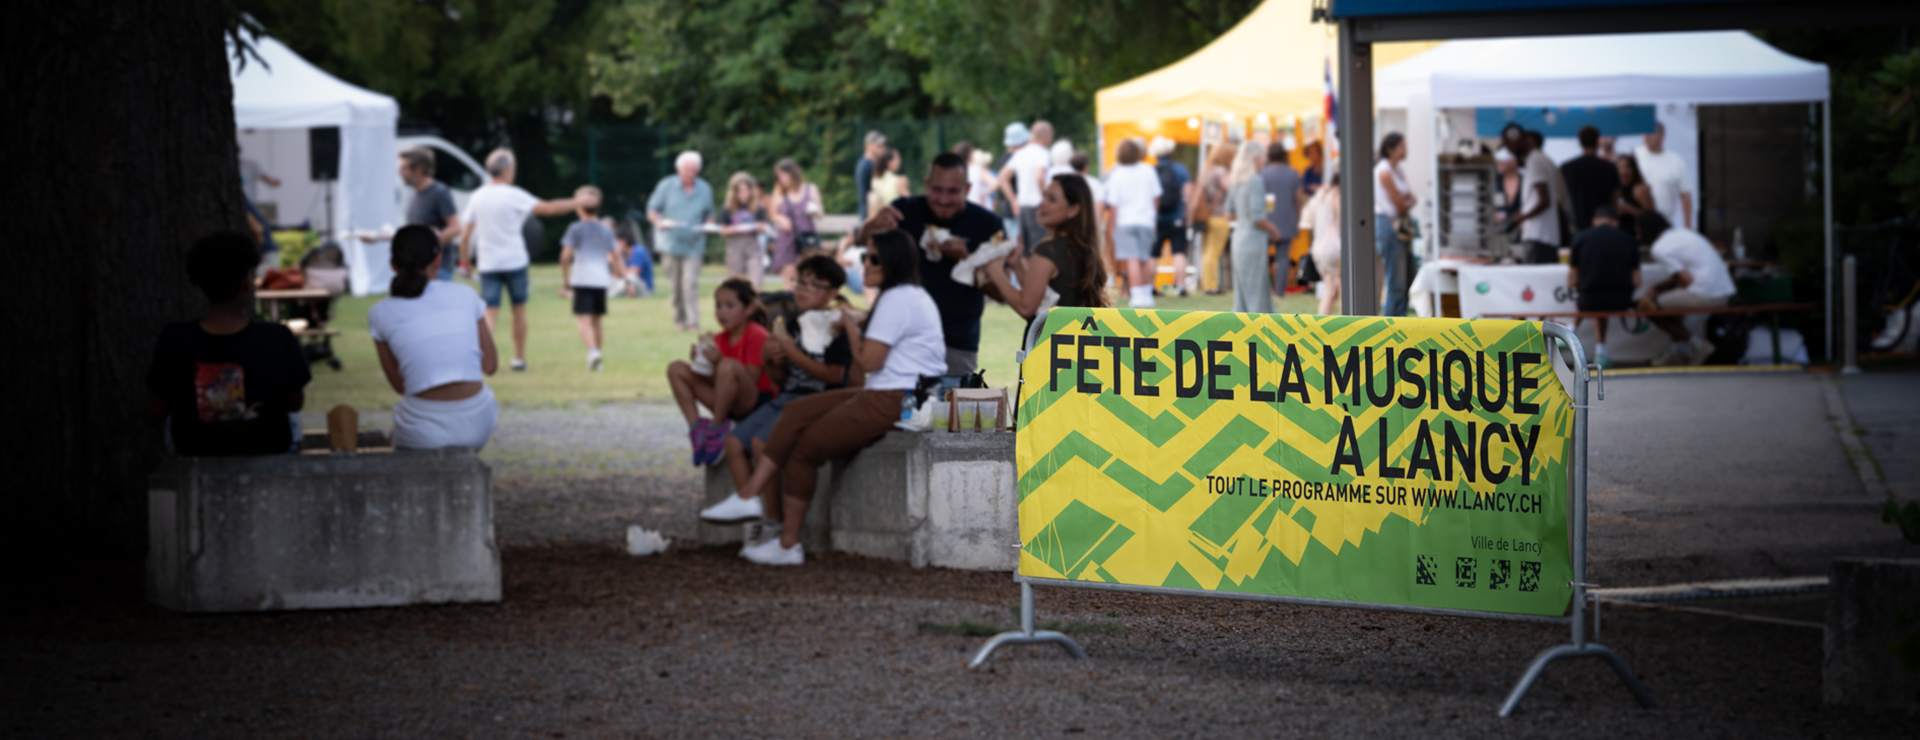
[367,225,501,450]
[1374,132,1416,317]
[732,230,946,565]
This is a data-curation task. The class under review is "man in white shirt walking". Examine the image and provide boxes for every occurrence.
[997,120,1055,254]
[1634,122,1694,230]
[1636,211,1735,366]
[459,149,581,372]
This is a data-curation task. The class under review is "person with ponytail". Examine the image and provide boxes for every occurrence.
[367,224,501,450]
[716,231,946,565]
[982,173,1109,327]
[666,276,774,466]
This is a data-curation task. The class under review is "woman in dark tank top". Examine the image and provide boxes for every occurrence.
[983,173,1109,331]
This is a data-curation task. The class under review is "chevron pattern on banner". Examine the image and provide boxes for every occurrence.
[1016,308,1575,616]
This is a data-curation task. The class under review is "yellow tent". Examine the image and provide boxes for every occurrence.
[1095,0,1435,168]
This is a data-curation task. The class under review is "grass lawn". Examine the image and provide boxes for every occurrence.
[304,264,1317,412]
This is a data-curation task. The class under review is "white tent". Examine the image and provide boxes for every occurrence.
[1378,31,1828,110]
[231,35,400,296]
[1377,30,1829,259]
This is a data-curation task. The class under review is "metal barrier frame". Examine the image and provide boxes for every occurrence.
[973,311,1657,717]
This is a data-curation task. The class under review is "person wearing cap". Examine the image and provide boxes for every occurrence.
[1149,136,1194,298]
[647,150,717,332]
[997,120,1056,254]
[856,131,887,222]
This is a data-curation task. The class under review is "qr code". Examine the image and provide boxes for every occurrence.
[1490,559,1511,590]
[1415,555,1437,586]
[1455,557,1477,588]
[1519,561,1541,592]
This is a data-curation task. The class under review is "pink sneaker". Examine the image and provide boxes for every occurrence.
[688,418,711,466]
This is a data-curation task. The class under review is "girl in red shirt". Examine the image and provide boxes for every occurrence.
[667,277,772,465]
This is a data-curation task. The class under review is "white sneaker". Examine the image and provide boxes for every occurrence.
[699,494,764,522]
[1689,337,1716,366]
[587,350,603,371]
[510,358,528,372]
[739,532,780,559]
[743,539,804,566]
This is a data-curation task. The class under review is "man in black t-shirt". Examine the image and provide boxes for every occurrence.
[147,232,312,456]
[1560,125,1622,232]
[400,147,463,280]
[858,152,1003,375]
[1567,205,1642,368]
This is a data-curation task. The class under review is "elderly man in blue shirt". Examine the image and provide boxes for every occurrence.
[647,151,717,332]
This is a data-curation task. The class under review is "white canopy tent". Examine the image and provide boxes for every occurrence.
[1378,31,1830,238]
[230,35,400,296]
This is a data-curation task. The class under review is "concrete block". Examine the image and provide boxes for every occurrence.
[1825,558,1920,708]
[831,431,1018,571]
[147,449,499,612]
[698,461,832,552]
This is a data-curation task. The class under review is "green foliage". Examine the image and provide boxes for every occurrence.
[1877,50,1920,217]
[589,0,936,212]
[871,0,1258,122]
[1883,499,1920,680]
[1885,499,1920,545]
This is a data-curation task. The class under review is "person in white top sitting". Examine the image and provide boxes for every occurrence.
[1636,211,1736,366]
[369,225,502,450]
[726,230,947,566]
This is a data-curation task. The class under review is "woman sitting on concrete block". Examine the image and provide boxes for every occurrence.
[729,230,948,566]
[366,225,501,451]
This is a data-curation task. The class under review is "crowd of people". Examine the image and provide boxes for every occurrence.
[146,117,1727,568]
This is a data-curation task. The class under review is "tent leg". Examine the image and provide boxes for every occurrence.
[1822,100,1834,363]
[1338,20,1378,317]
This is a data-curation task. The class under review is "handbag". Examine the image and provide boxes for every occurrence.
[1298,253,1322,285]
[1392,215,1418,244]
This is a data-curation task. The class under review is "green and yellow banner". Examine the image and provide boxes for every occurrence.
[1016,308,1574,616]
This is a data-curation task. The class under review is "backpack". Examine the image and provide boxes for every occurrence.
[1155,161,1185,220]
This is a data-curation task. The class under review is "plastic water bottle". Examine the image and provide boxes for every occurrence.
[1732,228,1746,261]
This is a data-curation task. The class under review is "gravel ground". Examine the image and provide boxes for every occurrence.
[12,377,1911,738]
[5,547,1915,738]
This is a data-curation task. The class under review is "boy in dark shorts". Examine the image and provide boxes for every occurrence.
[146,232,312,456]
[560,185,623,371]
[1567,205,1642,368]
[700,255,855,529]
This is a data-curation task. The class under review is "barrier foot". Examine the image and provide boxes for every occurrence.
[1498,643,1657,717]
[966,580,1088,669]
[965,629,1087,669]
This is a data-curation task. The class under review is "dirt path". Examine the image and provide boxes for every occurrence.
[4,545,1912,739]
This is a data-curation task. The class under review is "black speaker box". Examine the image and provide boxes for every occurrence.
[309,126,341,181]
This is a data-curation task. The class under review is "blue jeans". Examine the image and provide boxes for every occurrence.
[1374,219,1409,317]
[480,267,530,307]
[438,243,458,281]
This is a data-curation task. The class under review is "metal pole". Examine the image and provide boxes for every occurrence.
[1501,323,1656,717]
[1338,21,1378,316]
[1843,255,1861,374]
[1021,580,1036,636]
[1823,101,1834,363]
[587,125,598,186]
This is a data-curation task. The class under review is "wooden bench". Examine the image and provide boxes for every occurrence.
[1482,302,1816,364]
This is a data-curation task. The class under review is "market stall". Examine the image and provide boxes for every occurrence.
[231,35,401,296]
[1384,31,1828,361]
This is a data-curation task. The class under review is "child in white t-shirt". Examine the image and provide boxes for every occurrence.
[559,186,623,371]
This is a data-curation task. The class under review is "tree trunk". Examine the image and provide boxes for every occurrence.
[1,0,244,555]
